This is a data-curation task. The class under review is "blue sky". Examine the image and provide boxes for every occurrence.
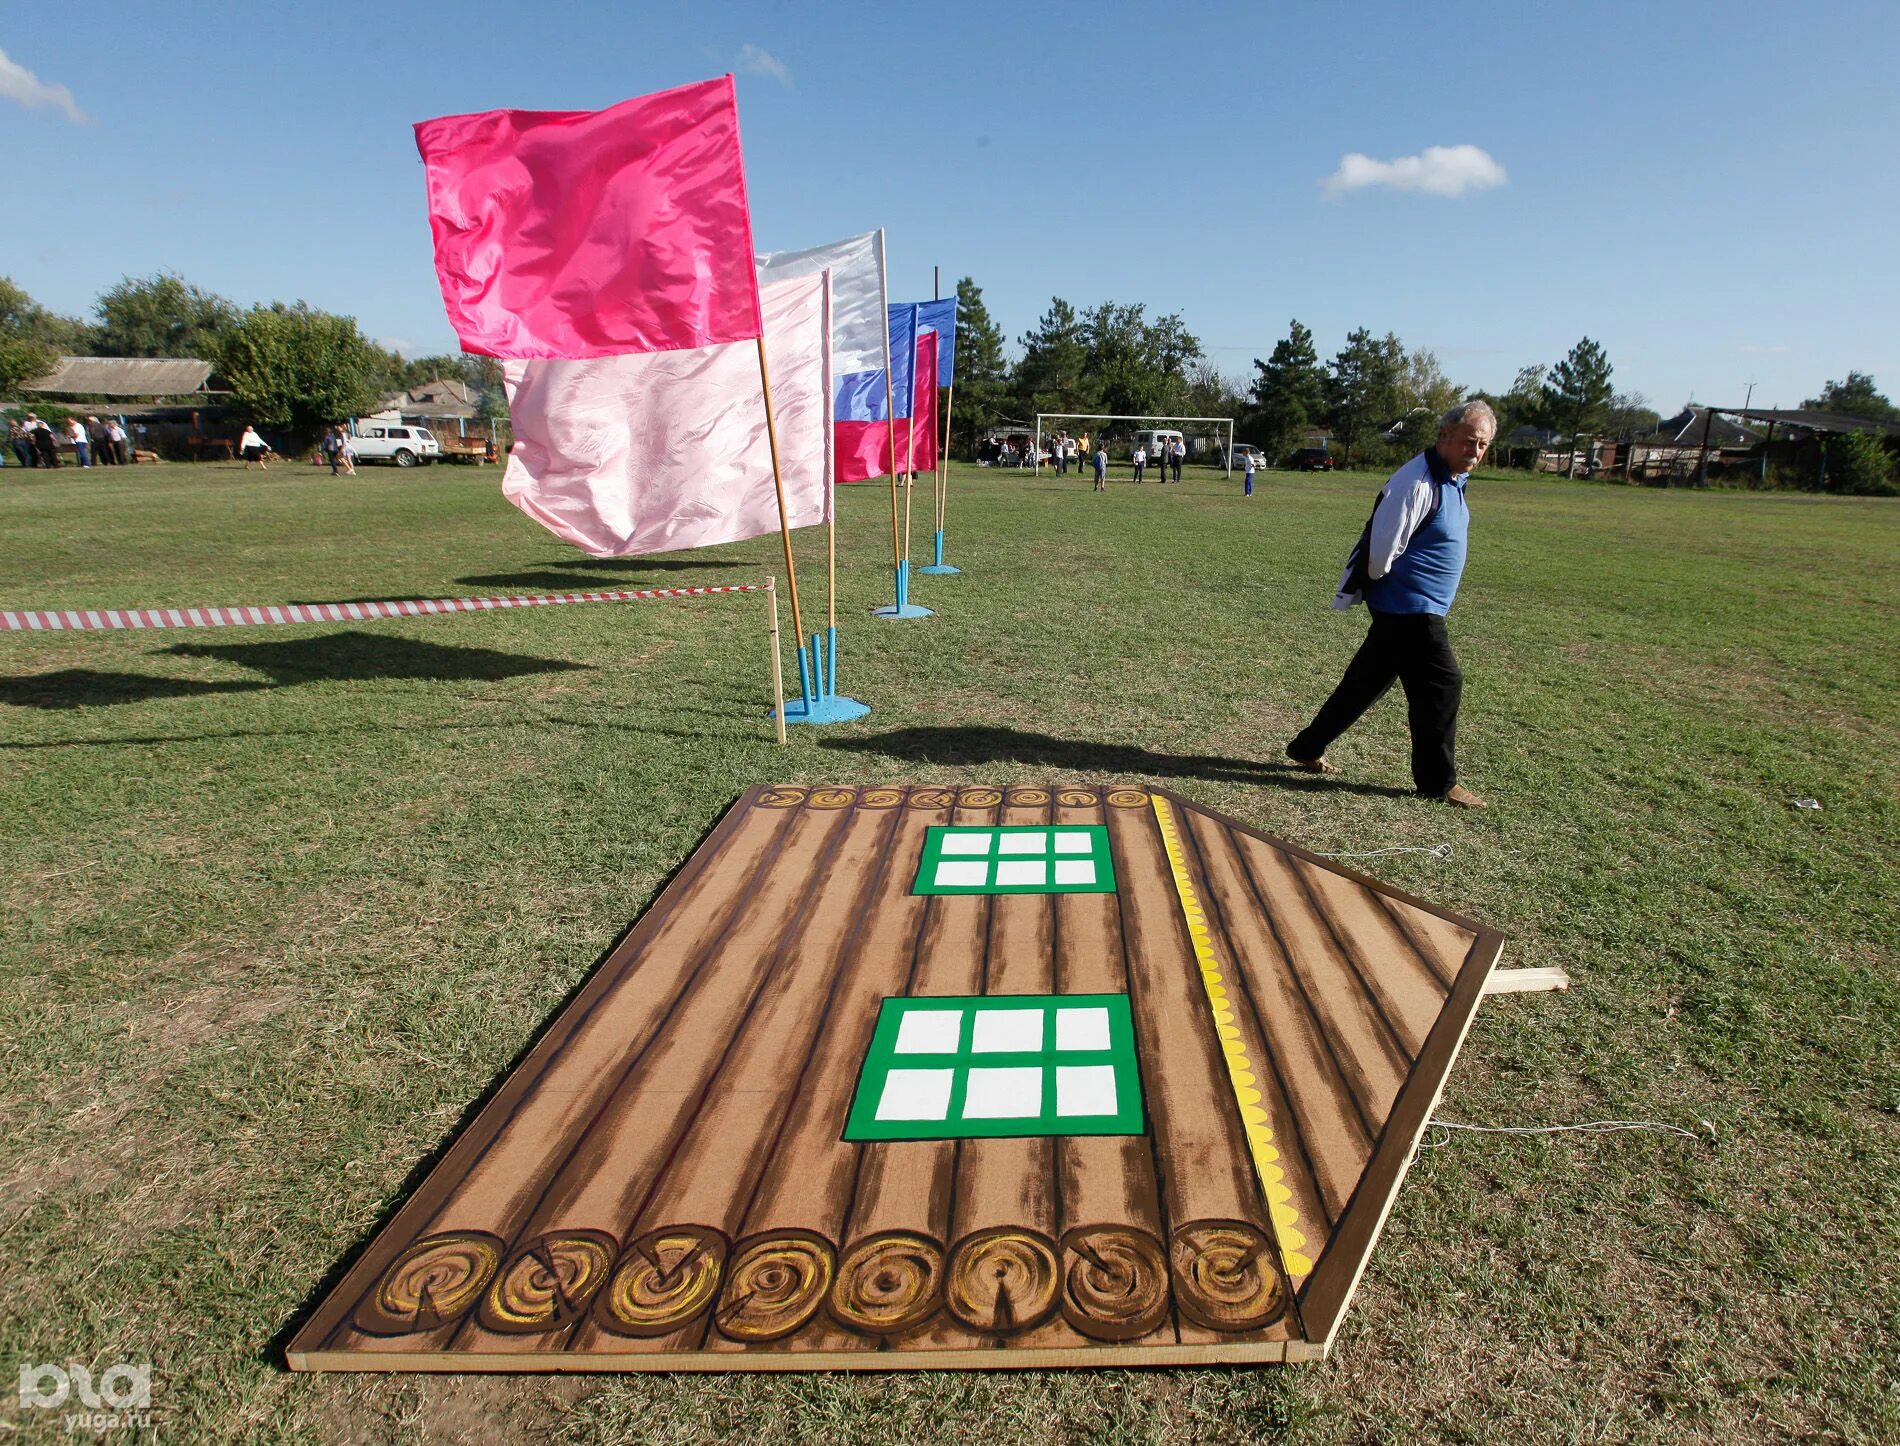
[5,0,1896,412]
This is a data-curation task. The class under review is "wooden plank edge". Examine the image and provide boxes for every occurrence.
[1482,966,1569,995]
[1293,928,1506,1349]
[285,1338,1329,1373]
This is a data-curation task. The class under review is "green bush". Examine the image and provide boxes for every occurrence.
[1823,431,1898,496]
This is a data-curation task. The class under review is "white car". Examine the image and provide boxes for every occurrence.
[348,424,441,467]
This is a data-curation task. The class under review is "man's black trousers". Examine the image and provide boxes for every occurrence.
[1290,610,1462,795]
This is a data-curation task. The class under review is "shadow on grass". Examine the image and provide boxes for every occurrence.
[2,633,587,711]
[164,631,589,686]
[263,792,745,1371]
[0,670,270,710]
[817,724,1414,798]
[458,559,740,591]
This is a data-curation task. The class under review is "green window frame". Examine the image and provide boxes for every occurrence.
[843,993,1145,1141]
[910,825,1117,896]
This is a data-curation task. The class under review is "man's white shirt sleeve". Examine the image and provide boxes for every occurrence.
[1364,474,1436,581]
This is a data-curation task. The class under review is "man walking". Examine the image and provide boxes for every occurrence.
[1286,400,1497,808]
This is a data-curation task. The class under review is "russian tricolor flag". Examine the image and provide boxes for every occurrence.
[835,299,956,480]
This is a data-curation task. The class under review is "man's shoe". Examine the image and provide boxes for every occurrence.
[1286,746,1340,775]
[1441,785,1488,809]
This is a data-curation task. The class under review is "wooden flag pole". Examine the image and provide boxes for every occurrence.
[822,270,837,636]
[883,368,900,569]
[766,576,787,745]
[939,379,955,531]
[756,336,805,643]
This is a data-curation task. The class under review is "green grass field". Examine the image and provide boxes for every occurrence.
[1,458,1895,1444]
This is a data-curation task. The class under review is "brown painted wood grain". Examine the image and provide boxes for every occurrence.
[828,787,999,1337]
[448,801,851,1355]
[304,791,795,1355]
[1106,795,1292,1337]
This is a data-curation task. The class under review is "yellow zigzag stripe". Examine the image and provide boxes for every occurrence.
[1150,795,1314,1279]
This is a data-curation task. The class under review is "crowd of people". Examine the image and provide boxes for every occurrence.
[5,413,130,468]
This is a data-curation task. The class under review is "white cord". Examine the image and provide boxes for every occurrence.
[1419,1117,1716,1153]
[1315,843,1453,862]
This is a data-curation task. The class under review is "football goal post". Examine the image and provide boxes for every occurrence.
[1034,413,1236,478]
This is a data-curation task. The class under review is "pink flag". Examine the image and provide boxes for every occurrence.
[906,333,939,473]
[499,274,828,557]
[414,76,762,359]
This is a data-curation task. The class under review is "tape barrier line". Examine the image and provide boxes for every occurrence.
[1,585,762,634]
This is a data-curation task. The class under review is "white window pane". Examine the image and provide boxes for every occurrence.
[971,1007,1043,1053]
[894,1009,961,1055]
[1055,1064,1119,1116]
[961,1066,1043,1118]
[933,860,990,888]
[1053,859,1096,886]
[939,832,993,856]
[1052,831,1094,854]
[997,832,1048,855]
[876,1068,956,1121]
[993,859,1047,887]
[1055,1006,1112,1052]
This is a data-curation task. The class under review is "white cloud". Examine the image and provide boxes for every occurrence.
[1322,145,1506,199]
[736,44,791,85]
[0,47,90,125]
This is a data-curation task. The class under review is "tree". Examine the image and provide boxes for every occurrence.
[1078,302,1203,419]
[0,277,59,397]
[949,277,1009,457]
[1324,327,1404,467]
[1248,319,1326,463]
[1541,336,1614,474]
[1805,371,1897,422]
[1013,297,1096,417]
[217,303,385,440]
[1389,346,1463,453]
[92,272,238,360]
[1821,430,1897,496]
[1605,390,1659,439]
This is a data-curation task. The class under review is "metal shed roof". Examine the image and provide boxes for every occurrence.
[20,356,214,397]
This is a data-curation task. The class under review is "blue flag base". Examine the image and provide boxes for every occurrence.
[770,628,871,726]
[871,561,933,620]
[917,529,961,575]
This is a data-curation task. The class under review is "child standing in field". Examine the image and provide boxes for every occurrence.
[1244,450,1256,497]
[1093,444,1107,491]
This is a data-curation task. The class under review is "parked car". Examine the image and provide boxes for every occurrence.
[1230,444,1266,469]
[1289,447,1335,471]
[349,424,441,467]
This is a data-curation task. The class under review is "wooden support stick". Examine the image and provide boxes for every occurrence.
[756,337,805,642]
[883,365,900,568]
[1481,966,1570,995]
[938,381,955,532]
[767,578,787,746]
[902,417,915,565]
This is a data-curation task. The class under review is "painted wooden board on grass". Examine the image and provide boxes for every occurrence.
[287,783,1504,1370]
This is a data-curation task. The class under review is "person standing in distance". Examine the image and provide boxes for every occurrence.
[1286,399,1497,808]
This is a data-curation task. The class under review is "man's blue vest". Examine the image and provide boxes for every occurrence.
[1366,449,1470,616]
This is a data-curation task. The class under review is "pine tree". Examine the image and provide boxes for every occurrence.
[1324,327,1403,467]
[1248,319,1326,464]
[950,277,1009,458]
[1541,337,1614,473]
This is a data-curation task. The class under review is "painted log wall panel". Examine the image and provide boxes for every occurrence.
[706,791,947,1354]
[293,781,1503,1370]
[311,793,796,1354]
[1174,806,1338,1272]
[443,804,848,1356]
[1051,790,1175,1344]
[833,790,997,1339]
[1107,797,1296,1339]
[1232,834,1411,1141]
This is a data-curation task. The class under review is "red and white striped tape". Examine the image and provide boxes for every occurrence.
[0,584,761,634]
